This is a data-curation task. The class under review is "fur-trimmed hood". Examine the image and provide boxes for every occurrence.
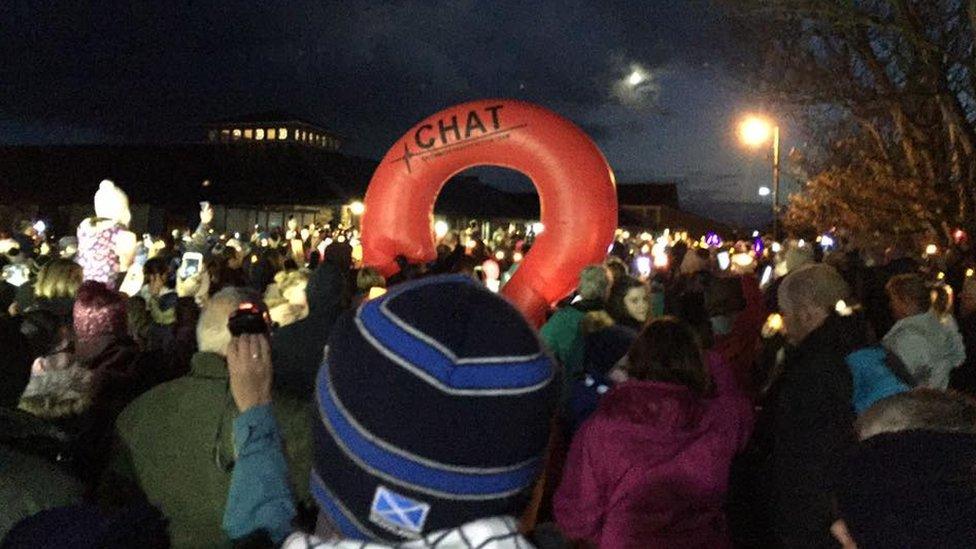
[19,366,93,420]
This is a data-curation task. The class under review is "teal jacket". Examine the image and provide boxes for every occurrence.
[223,404,296,544]
[846,346,911,414]
[540,299,605,402]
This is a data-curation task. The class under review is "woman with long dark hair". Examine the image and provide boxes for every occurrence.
[607,276,652,332]
[554,317,754,548]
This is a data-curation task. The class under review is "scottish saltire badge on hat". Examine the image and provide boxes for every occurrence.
[369,485,431,537]
[311,275,559,541]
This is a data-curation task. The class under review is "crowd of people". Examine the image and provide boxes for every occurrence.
[2,179,976,548]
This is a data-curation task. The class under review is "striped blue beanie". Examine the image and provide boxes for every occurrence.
[311,274,557,542]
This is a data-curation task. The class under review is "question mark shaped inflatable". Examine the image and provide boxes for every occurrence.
[362,99,617,327]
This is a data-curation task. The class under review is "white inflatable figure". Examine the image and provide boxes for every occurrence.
[76,180,137,289]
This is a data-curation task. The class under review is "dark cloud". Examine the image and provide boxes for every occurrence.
[0,0,772,224]
[0,0,730,155]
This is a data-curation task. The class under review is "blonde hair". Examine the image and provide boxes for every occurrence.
[356,267,386,293]
[265,270,309,308]
[35,259,83,300]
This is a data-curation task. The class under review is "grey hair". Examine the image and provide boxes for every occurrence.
[196,287,263,355]
[857,389,976,440]
[778,263,851,313]
[578,265,611,301]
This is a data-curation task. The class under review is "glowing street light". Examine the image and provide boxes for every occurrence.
[348,201,365,216]
[739,114,781,239]
[758,186,771,197]
[739,116,773,147]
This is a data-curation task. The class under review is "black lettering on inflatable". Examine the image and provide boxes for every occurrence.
[465,111,487,138]
[414,124,435,149]
[438,116,461,145]
[485,105,504,130]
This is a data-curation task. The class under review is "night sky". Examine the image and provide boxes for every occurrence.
[0,1,787,227]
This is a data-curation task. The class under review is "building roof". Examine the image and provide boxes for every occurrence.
[0,145,733,231]
[206,111,329,128]
[0,145,536,217]
[0,144,376,207]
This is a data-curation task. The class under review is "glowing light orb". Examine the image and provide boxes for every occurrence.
[434,220,450,239]
[739,116,773,147]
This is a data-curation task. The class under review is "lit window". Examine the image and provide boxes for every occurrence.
[221,129,230,141]
[255,128,265,140]
[232,128,242,139]
[208,130,217,142]
[244,128,253,139]
[301,130,307,141]
[267,128,276,140]
[279,128,288,140]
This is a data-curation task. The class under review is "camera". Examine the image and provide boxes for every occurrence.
[228,303,271,336]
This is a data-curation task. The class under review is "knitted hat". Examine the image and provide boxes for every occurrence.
[312,275,557,542]
[837,430,976,548]
[93,179,131,227]
[73,281,128,342]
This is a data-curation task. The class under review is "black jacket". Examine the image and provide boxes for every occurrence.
[271,262,345,398]
[770,313,861,548]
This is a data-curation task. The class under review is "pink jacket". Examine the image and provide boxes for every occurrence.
[554,353,754,548]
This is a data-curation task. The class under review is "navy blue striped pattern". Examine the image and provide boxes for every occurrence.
[310,472,373,540]
[316,362,542,498]
[357,295,551,392]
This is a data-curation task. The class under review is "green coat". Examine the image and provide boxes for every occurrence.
[113,352,312,548]
[540,300,605,402]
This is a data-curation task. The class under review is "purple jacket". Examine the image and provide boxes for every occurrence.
[554,353,754,548]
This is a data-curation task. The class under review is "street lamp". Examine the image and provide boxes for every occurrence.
[739,115,781,239]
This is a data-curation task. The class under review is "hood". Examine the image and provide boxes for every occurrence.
[597,379,713,442]
[19,366,94,420]
[883,311,966,370]
[306,262,344,315]
[885,312,960,347]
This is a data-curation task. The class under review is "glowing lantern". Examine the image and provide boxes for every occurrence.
[704,232,722,248]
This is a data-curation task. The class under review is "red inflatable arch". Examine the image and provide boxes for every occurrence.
[361,99,617,327]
